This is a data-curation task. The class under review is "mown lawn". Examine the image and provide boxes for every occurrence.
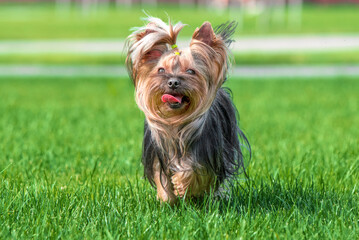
[0,77,358,239]
[0,3,358,39]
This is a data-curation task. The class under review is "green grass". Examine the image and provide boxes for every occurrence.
[2,50,359,65]
[0,3,358,39]
[1,77,358,238]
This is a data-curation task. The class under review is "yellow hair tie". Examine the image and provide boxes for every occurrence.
[171,44,178,49]
[174,51,180,56]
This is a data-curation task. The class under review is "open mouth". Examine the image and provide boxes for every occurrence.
[161,94,190,109]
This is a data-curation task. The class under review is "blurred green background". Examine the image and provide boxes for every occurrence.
[0,1,359,65]
[0,2,358,39]
[1,1,359,239]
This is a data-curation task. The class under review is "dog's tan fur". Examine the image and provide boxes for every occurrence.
[126,17,233,204]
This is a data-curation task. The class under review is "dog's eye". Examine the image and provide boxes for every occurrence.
[186,69,195,75]
[158,68,165,74]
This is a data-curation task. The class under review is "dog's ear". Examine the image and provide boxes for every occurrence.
[126,22,167,83]
[126,17,185,85]
[191,22,216,46]
[134,23,166,62]
[142,49,164,62]
[190,21,231,87]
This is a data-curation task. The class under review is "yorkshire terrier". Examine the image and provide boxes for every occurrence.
[126,17,250,204]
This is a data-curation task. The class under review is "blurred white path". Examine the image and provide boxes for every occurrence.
[2,34,359,78]
[1,64,359,78]
[1,34,359,54]
[231,35,359,53]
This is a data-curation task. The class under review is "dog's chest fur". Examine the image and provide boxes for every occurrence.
[142,88,245,186]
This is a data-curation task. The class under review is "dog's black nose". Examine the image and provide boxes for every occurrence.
[167,78,180,89]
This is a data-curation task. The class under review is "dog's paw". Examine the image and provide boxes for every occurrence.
[171,173,190,197]
[172,170,216,198]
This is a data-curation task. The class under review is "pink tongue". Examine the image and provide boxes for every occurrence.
[161,94,182,104]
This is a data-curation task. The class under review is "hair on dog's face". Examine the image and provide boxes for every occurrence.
[126,19,231,127]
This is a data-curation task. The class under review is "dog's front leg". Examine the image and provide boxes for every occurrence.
[153,158,177,204]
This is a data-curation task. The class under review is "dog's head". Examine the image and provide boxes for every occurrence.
[126,17,236,126]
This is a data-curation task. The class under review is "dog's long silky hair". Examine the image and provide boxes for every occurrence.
[126,17,250,191]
